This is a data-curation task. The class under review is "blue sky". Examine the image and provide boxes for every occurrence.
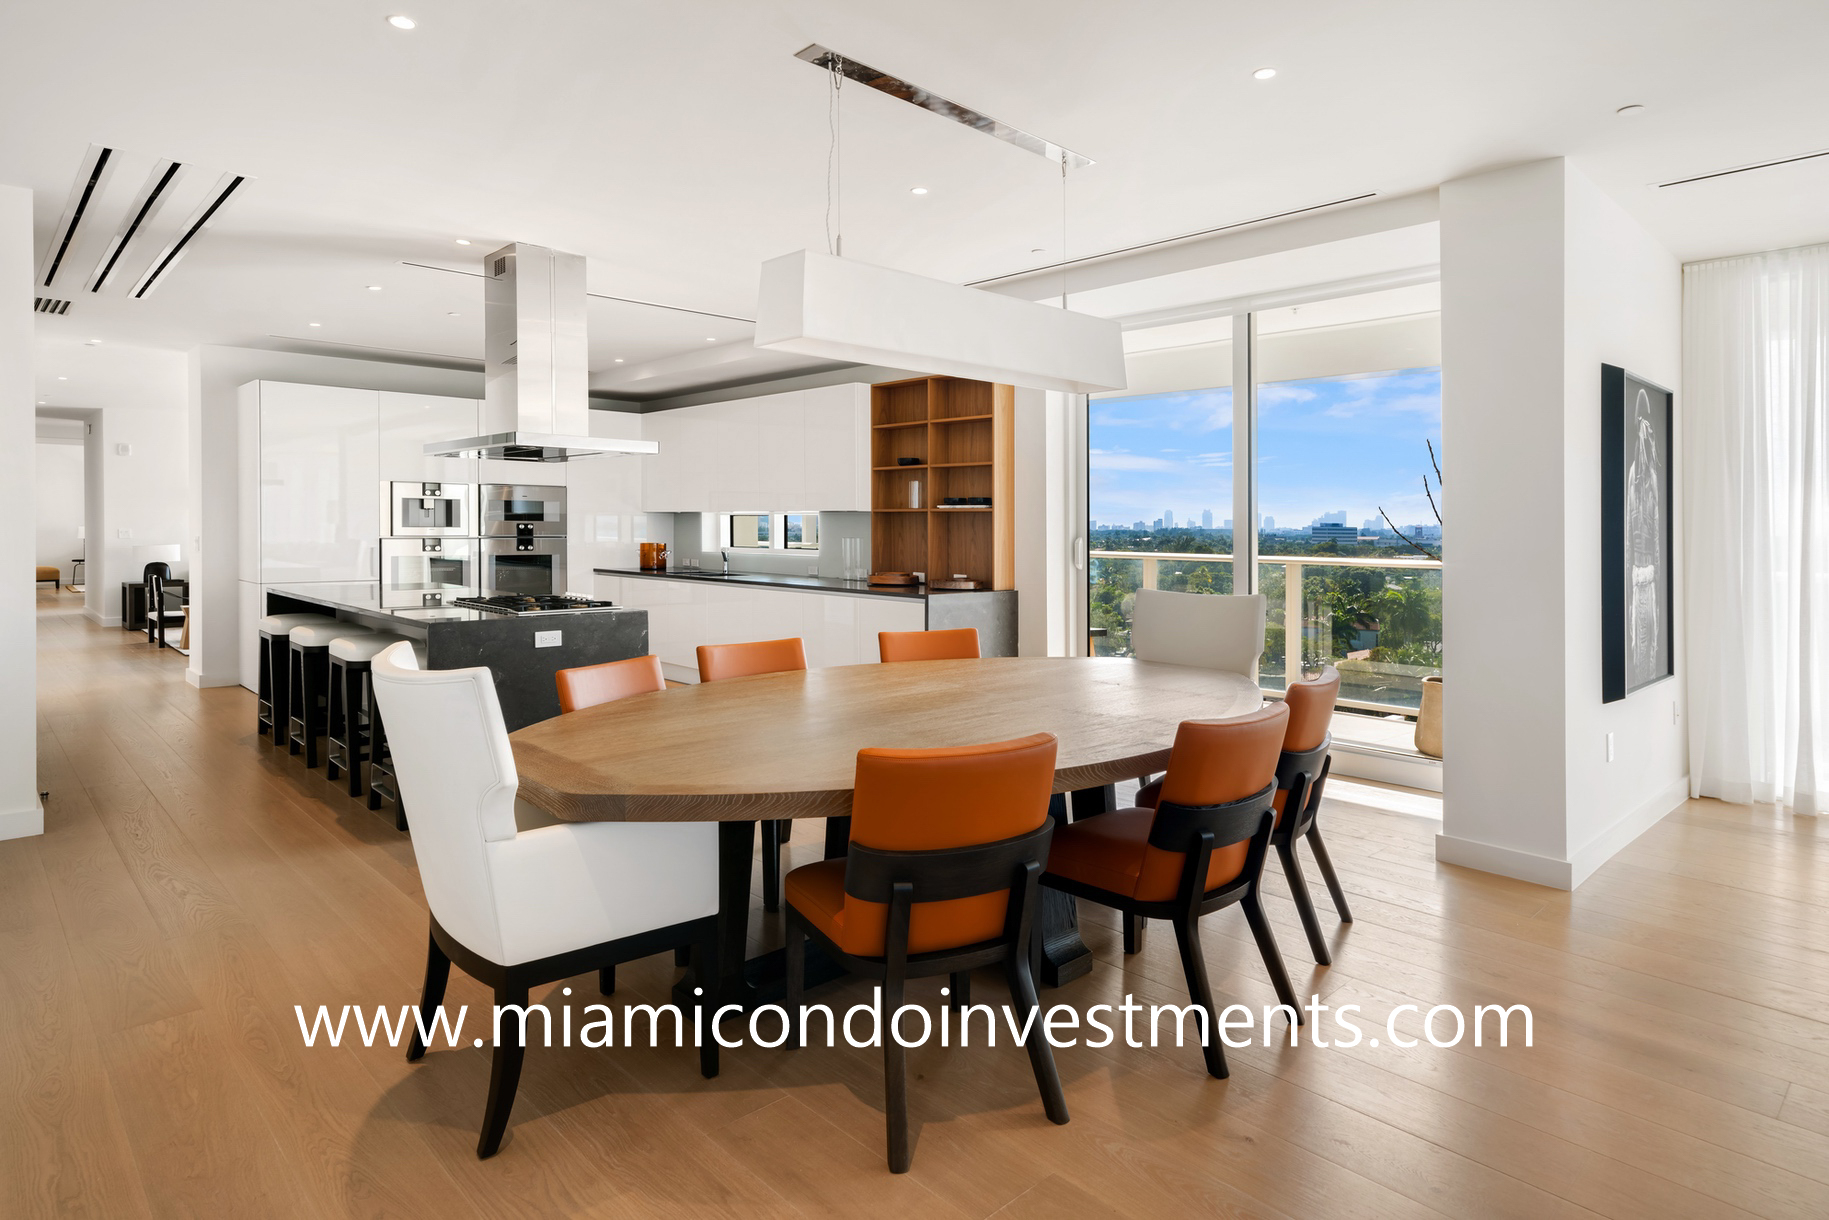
[1089,368,1443,531]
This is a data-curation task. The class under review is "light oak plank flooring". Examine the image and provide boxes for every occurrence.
[7,590,1828,1218]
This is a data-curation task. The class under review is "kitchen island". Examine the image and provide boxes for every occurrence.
[263,582,648,730]
[593,567,1017,680]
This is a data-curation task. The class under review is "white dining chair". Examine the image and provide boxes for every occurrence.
[1130,588,1268,682]
[369,642,719,1159]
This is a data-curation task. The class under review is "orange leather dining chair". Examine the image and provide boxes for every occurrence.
[877,627,980,663]
[1134,667,1352,964]
[555,654,666,713]
[1041,703,1301,1079]
[696,638,808,911]
[783,733,1069,1172]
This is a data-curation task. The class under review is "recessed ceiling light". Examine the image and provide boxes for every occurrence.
[614,358,625,363]
[910,186,929,195]
[57,376,67,380]
[705,337,716,342]
[1253,67,1277,80]
[366,284,383,291]
[1616,103,1646,117]
[1031,247,1045,254]
[447,311,460,317]
[86,338,102,345]
[387,15,416,30]
[454,238,471,245]
[308,322,322,327]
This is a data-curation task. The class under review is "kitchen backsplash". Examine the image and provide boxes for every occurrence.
[662,511,871,579]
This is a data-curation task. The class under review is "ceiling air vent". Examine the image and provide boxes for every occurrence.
[1657,146,1829,188]
[38,144,114,289]
[35,297,73,315]
[127,172,247,298]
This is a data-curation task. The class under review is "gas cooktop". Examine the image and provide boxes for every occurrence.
[454,594,618,616]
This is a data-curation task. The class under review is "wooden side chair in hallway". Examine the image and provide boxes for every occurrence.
[555,654,666,713]
[1041,703,1301,1080]
[370,642,719,1159]
[696,637,807,912]
[1135,667,1353,964]
[878,626,980,662]
[783,733,1069,1173]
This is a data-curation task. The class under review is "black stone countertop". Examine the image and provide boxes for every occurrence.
[594,567,954,601]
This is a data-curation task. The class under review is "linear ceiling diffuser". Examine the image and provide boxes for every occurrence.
[755,250,1126,394]
[128,171,247,298]
[38,144,114,289]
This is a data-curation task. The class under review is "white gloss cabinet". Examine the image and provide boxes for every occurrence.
[253,382,380,584]
[377,391,480,488]
[640,382,870,514]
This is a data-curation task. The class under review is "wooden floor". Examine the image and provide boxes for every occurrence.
[9,591,1829,1219]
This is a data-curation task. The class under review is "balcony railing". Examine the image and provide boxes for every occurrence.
[1088,549,1443,717]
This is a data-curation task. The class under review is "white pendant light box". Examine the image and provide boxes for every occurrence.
[755,250,1126,395]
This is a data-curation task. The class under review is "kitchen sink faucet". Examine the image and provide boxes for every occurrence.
[721,549,730,575]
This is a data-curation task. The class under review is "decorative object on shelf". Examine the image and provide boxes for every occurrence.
[938,497,991,508]
[639,541,669,570]
[1601,364,1675,703]
[931,576,984,590]
[1414,675,1443,758]
[896,456,920,466]
[867,571,917,587]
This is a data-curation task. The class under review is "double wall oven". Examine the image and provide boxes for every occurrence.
[479,483,567,597]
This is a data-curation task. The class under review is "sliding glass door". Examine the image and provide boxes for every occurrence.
[1087,319,1233,655]
[1087,284,1443,752]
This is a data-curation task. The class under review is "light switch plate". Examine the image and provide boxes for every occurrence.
[534,630,562,649]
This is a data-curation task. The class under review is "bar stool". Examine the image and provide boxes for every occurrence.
[288,622,377,768]
[326,632,417,800]
[256,613,337,740]
[366,640,427,830]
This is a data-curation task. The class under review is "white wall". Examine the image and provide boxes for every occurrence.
[34,439,83,570]
[1437,158,1685,889]
[1,185,41,840]
[187,346,482,687]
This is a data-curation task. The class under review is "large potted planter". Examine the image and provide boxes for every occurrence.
[1414,675,1443,758]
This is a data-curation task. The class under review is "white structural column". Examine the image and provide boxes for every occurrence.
[0,184,42,839]
[1437,158,1686,889]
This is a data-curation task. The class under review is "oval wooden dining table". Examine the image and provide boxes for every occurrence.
[510,656,1262,1008]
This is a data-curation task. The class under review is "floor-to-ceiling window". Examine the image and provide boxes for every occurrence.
[1087,284,1442,754]
[1087,318,1233,655]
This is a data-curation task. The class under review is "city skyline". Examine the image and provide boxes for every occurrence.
[1089,367,1443,533]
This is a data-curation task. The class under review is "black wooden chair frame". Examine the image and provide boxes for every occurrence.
[1040,779,1302,1079]
[407,913,719,1159]
[784,821,1069,1173]
[1269,733,1355,964]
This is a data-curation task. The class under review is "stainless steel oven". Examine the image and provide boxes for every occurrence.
[379,537,480,605]
[480,483,566,538]
[385,481,474,537]
[482,536,567,597]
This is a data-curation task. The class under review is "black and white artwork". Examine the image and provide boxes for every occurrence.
[1601,364,1674,702]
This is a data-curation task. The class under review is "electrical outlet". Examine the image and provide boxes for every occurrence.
[117,528,132,539]
[534,630,562,649]
[1605,732,1615,762]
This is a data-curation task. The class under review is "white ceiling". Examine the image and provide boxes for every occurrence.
[8,0,1827,400]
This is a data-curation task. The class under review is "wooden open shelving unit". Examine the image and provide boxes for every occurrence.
[870,375,1014,589]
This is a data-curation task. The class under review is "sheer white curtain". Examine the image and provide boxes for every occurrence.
[1685,244,1829,812]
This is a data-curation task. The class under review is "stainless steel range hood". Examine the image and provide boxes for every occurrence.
[426,242,658,462]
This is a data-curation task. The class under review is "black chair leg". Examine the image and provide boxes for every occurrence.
[948,971,970,1010]
[256,640,272,737]
[325,662,345,783]
[882,972,910,1173]
[302,655,323,769]
[1169,915,1228,1079]
[477,984,529,1159]
[1123,912,1146,955]
[1006,947,1070,1123]
[785,919,806,1048]
[674,945,691,966]
[345,667,367,799]
[760,819,782,913]
[694,927,719,1080]
[598,965,615,996]
[1306,826,1354,923]
[1277,840,1333,966]
[406,930,451,1062]
[287,649,304,756]
[1241,892,1303,1021]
